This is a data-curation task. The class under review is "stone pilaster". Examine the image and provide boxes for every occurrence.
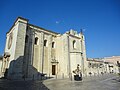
[39,32,44,73]
[48,35,52,75]
[10,18,28,79]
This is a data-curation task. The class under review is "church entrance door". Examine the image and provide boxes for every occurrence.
[52,65,56,75]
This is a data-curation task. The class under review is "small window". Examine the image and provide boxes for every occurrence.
[52,42,55,48]
[35,37,38,45]
[25,35,29,43]
[44,40,47,47]
[73,40,76,49]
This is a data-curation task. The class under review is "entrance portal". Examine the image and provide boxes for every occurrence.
[52,65,56,75]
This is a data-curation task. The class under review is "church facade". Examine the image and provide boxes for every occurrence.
[1,17,88,79]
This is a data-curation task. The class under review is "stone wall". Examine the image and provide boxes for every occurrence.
[2,18,28,79]
[2,17,87,79]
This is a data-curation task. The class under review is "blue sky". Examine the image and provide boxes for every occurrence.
[0,0,120,58]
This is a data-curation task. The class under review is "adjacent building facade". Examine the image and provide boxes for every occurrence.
[1,17,87,79]
[87,58,105,76]
[103,56,120,74]
[87,56,120,76]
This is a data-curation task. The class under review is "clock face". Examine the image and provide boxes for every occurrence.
[8,32,13,49]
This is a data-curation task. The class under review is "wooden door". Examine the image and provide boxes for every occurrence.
[52,65,56,75]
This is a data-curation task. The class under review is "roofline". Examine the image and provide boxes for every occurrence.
[6,16,29,34]
[87,59,103,62]
[6,16,59,35]
[66,33,81,39]
[28,23,60,35]
[17,16,29,21]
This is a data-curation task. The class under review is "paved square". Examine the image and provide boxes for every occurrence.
[0,74,120,90]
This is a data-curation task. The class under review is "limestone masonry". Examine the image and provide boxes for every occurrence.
[1,17,119,80]
[1,17,87,79]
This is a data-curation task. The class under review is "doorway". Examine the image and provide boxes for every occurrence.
[52,65,56,75]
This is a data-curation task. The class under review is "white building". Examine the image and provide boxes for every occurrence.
[87,58,105,76]
[87,56,120,76]
[1,17,88,80]
[103,56,120,73]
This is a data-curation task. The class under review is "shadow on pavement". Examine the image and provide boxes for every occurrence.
[0,79,50,90]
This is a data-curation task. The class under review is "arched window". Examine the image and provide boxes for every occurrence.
[34,37,38,45]
[82,36,84,39]
[73,40,76,49]
[25,35,29,43]
[44,40,47,47]
[52,42,55,48]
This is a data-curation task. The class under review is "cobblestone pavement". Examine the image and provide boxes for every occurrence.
[43,74,120,90]
[0,74,120,90]
[0,79,49,90]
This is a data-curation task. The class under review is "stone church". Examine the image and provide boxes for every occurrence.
[1,17,87,79]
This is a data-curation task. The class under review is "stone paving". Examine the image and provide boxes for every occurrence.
[0,74,120,90]
[43,74,120,90]
[0,79,49,90]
